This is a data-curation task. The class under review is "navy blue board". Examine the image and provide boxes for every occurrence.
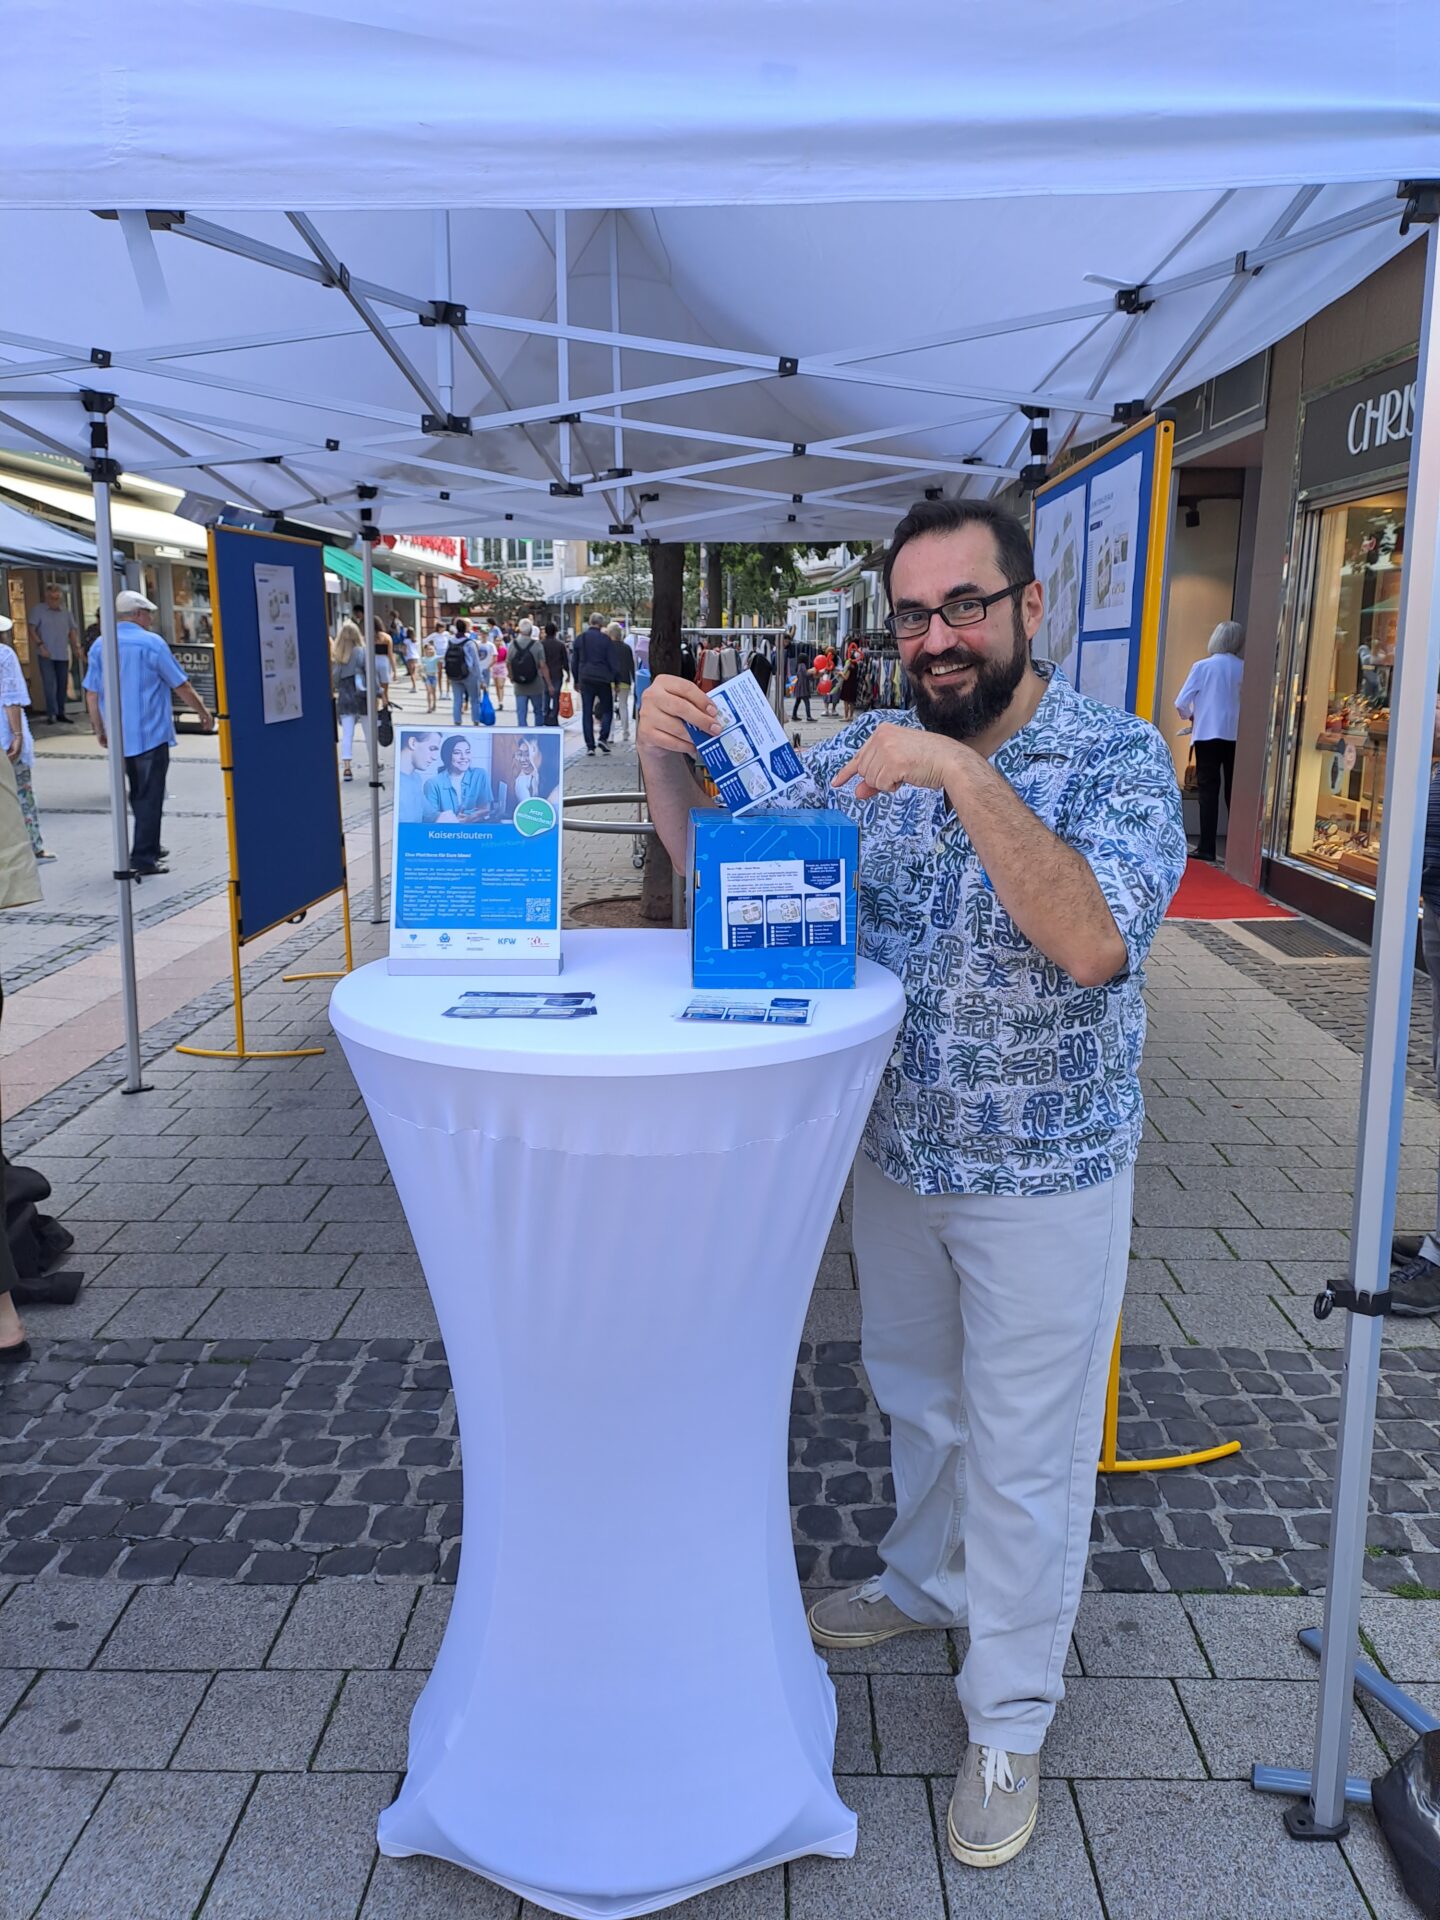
[208,526,344,941]
[689,808,859,989]
[1030,417,1167,716]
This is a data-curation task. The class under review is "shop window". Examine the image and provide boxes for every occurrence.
[1284,490,1407,887]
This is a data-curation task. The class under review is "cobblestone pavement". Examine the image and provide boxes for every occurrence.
[3,854,1440,1911]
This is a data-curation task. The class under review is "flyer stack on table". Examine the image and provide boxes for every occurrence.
[329,930,905,1918]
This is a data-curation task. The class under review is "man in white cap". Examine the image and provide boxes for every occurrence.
[83,589,214,876]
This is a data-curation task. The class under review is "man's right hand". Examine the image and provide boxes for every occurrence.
[635,674,725,758]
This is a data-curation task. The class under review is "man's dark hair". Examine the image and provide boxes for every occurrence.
[882,498,1034,606]
[544,622,557,637]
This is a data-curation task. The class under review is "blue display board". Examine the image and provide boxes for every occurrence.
[1030,417,1174,720]
[209,526,345,942]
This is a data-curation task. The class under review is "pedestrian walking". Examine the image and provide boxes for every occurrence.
[331,620,372,782]
[637,496,1185,1871]
[0,617,53,861]
[445,620,484,727]
[0,745,41,1364]
[27,584,80,725]
[840,658,859,722]
[541,621,569,726]
[1173,621,1244,863]
[84,589,214,874]
[402,625,420,693]
[573,611,616,755]
[790,657,815,723]
[372,622,396,709]
[507,618,548,729]
[420,637,439,712]
[491,633,509,710]
[607,620,636,744]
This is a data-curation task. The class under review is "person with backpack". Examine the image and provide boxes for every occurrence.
[572,611,616,755]
[508,618,548,728]
[445,619,483,727]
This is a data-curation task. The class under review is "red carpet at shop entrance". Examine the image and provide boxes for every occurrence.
[1165,858,1294,921]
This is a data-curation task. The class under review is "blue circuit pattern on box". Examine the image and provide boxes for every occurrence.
[689,809,859,989]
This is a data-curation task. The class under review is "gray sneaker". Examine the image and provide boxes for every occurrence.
[947,1742,1040,1868]
[807,1577,934,1649]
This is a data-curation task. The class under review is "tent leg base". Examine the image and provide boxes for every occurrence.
[175,1044,325,1060]
[119,1082,154,1096]
[1099,1438,1242,1474]
[1286,1799,1353,1840]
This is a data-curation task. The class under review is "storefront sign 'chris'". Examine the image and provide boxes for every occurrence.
[1300,355,1418,492]
[1347,379,1416,458]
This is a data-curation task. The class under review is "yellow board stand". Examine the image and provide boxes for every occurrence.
[1098,1317,1242,1475]
[177,527,355,1062]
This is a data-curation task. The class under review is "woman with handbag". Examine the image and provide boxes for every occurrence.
[332,620,370,783]
[1174,621,1244,862]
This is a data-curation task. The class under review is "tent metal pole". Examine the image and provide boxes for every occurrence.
[434,212,455,417]
[88,444,146,1095]
[1289,216,1440,1842]
[556,210,572,483]
[361,527,384,925]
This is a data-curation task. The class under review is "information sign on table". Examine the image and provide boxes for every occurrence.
[389,725,563,974]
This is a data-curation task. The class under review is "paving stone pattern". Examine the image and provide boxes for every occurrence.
[0,1582,1426,1918]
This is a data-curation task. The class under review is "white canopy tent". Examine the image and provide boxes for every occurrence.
[4,0,1440,1859]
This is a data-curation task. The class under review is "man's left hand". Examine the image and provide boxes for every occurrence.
[831,722,968,800]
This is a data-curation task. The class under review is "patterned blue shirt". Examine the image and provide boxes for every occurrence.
[785,668,1185,1197]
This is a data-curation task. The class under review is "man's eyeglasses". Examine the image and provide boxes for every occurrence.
[884,580,1034,642]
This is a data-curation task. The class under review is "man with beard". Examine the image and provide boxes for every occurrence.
[637,498,1184,1872]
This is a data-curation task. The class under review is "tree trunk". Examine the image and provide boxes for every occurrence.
[641,541,687,923]
[706,545,724,635]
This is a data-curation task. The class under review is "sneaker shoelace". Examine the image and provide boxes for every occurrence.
[978,1744,1016,1808]
[855,1577,888,1606]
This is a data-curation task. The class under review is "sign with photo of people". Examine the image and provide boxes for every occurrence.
[388,726,563,974]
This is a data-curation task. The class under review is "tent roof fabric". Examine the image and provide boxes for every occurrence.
[0,493,104,568]
[0,4,1435,545]
[322,545,419,599]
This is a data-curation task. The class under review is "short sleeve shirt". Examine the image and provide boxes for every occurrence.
[83,623,187,756]
[784,667,1186,1197]
[28,604,76,661]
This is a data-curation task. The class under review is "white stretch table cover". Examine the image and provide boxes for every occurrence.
[329,931,905,1919]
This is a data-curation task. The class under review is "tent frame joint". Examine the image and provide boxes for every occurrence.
[421,301,467,328]
[420,411,471,435]
[1114,286,1154,315]
[1400,180,1440,235]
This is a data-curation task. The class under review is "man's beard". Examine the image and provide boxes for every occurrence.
[909,607,1029,742]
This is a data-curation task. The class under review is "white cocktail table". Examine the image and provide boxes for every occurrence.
[330,929,905,1919]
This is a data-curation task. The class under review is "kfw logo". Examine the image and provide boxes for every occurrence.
[498,937,517,947]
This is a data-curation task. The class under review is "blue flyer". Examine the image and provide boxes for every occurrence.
[388,726,563,974]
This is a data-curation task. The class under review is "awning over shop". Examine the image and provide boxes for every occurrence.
[322,544,420,600]
[0,473,207,555]
[0,493,108,568]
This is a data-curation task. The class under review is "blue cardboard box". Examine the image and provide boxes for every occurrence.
[689,808,860,989]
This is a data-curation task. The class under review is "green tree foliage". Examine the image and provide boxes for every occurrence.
[585,542,820,626]
[465,570,545,627]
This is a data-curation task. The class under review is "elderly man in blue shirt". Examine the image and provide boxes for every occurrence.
[639,498,1185,1873]
[83,589,214,875]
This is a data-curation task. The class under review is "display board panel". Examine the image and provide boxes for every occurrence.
[1031,416,1174,719]
[208,525,345,941]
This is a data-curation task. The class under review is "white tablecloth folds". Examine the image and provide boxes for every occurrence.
[329,930,905,1919]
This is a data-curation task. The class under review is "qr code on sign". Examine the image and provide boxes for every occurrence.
[525,898,549,923]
